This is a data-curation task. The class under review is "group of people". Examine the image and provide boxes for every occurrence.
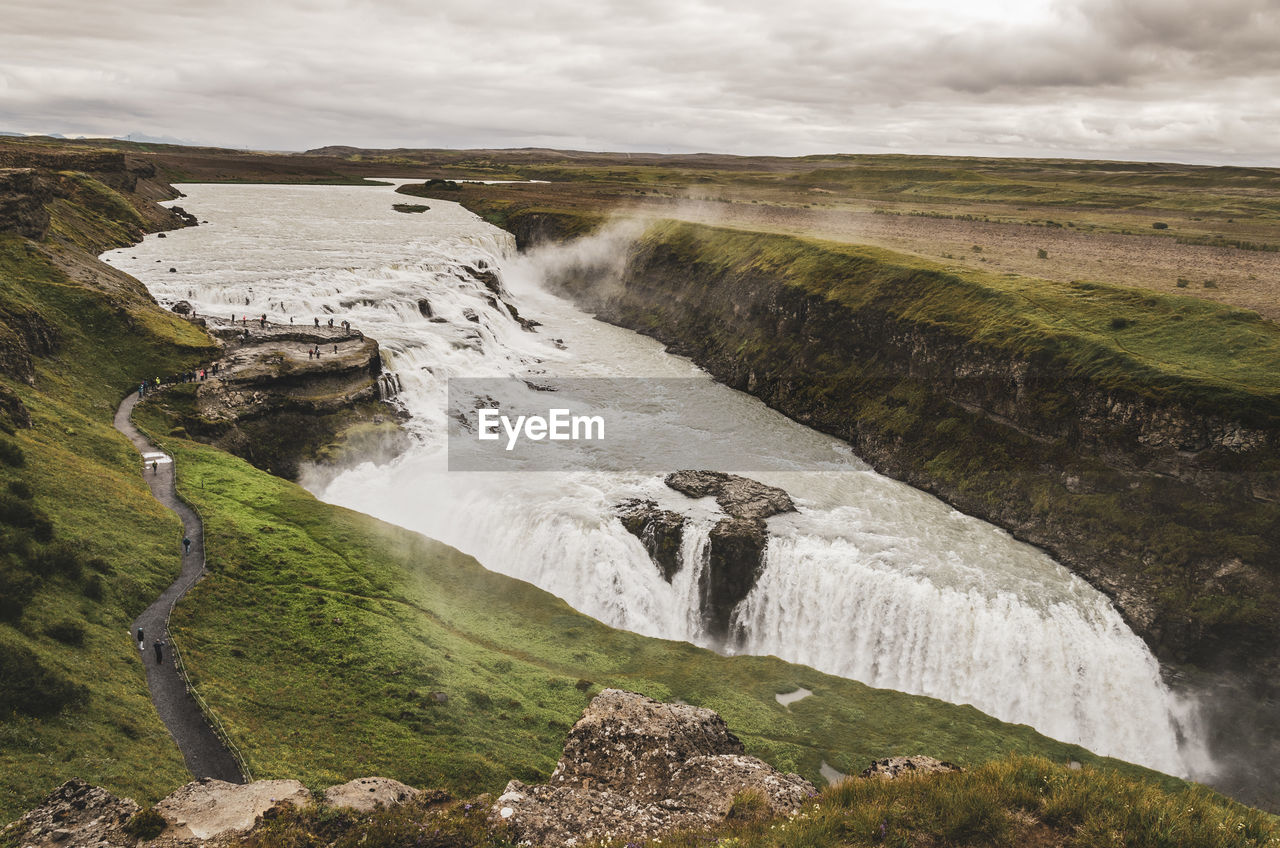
[136,627,165,665]
[136,363,222,399]
[230,314,353,333]
[311,317,352,332]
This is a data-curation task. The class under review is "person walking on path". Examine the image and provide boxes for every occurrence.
[138,382,146,399]
[183,536,191,556]
[115,392,244,782]
[151,460,158,474]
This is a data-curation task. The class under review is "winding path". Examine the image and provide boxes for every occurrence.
[114,393,244,783]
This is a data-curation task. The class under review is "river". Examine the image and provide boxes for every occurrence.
[104,180,1211,780]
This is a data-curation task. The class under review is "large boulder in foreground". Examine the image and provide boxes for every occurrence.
[0,779,138,848]
[493,689,816,847]
[322,777,420,812]
[153,778,310,840]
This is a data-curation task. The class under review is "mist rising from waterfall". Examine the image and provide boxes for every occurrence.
[107,181,1213,781]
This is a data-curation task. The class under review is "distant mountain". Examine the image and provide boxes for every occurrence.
[0,130,199,146]
[116,131,197,146]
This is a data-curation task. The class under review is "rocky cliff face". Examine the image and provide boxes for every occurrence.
[549,225,1280,680]
[0,169,52,239]
[160,322,407,480]
[0,144,191,244]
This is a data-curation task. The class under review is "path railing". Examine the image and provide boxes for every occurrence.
[136,410,254,782]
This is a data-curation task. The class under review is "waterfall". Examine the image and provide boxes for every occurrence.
[105,180,1213,781]
[735,531,1195,775]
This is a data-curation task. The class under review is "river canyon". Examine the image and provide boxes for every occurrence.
[103,180,1212,784]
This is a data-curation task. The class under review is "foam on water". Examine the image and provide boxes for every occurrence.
[106,181,1212,779]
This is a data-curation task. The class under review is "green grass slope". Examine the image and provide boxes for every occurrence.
[0,231,216,817]
[122,417,1180,799]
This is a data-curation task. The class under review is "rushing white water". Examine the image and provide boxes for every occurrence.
[106,181,1211,779]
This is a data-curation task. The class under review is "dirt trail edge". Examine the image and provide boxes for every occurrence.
[114,392,245,783]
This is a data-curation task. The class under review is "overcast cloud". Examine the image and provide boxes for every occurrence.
[2,0,1278,163]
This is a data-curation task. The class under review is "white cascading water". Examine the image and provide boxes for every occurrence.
[105,181,1212,780]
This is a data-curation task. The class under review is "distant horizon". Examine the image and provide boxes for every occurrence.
[6,129,1280,171]
[5,0,1279,170]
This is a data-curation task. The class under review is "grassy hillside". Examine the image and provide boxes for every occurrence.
[0,231,216,817]
[126,405,1172,798]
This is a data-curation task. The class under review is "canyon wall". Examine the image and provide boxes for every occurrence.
[532,219,1280,681]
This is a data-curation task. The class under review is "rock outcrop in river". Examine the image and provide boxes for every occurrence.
[620,471,795,640]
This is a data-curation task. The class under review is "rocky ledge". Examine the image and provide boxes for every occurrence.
[620,471,796,639]
[159,319,408,480]
[1,774,423,848]
[493,688,816,846]
[4,690,976,848]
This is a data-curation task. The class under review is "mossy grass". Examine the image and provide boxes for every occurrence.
[123,409,1180,800]
[640,220,1280,424]
[0,228,214,817]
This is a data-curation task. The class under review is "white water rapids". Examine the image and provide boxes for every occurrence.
[106,181,1212,779]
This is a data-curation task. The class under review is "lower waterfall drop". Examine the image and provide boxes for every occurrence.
[105,179,1213,782]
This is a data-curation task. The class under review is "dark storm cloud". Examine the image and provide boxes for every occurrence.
[1,0,1278,163]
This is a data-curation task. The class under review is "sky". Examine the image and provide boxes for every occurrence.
[2,0,1278,164]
